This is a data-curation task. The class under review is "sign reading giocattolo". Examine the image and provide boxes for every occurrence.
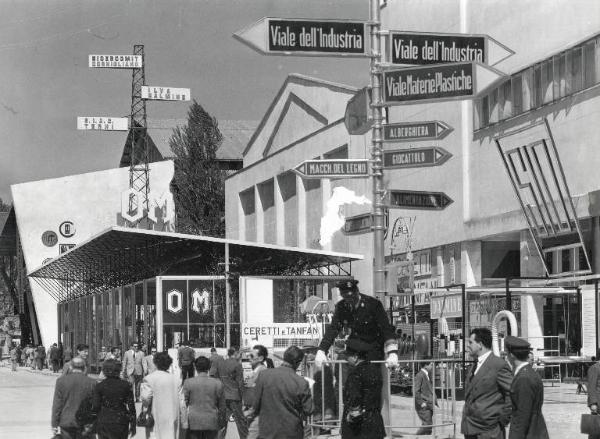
[382,61,504,105]
[142,86,191,101]
[383,121,453,142]
[383,147,452,169]
[293,159,370,179]
[242,323,322,341]
[77,117,128,131]
[88,54,142,68]
[234,17,368,57]
[388,31,513,66]
[387,190,453,210]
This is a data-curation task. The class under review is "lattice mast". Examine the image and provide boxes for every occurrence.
[128,44,150,228]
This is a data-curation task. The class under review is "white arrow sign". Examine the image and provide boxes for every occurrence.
[234,17,369,57]
[387,31,514,66]
[382,61,505,105]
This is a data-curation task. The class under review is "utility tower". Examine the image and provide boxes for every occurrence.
[127,44,150,228]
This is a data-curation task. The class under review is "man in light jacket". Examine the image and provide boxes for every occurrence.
[122,342,144,401]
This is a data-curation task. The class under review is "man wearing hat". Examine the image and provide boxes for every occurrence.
[314,279,398,368]
[340,339,386,439]
[505,336,548,439]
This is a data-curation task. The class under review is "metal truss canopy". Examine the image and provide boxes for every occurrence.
[28,226,362,302]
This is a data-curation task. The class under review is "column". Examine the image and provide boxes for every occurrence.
[297,174,307,248]
[274,176,285,245]
[461,241,482,287]
[520,294,545,354]
[255,185,264,243]
[321,178,332,252]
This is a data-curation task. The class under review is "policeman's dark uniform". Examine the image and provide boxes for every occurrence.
[341,339,386,439]
[505,336,549,439]
[318,280,397,361]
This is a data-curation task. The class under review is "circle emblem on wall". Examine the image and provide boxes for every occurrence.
[41,231,58,247]
[59,221,76,238]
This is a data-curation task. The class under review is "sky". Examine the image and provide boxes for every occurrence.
[0,0,368,202]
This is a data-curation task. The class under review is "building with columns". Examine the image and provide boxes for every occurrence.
[225,0,600,360]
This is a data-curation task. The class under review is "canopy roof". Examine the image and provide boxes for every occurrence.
[28,226,362,302]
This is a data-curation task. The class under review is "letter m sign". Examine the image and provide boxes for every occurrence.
[494,118,590,277]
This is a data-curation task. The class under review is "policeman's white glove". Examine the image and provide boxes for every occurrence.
[314,350,328,368]
[385,352,399,369]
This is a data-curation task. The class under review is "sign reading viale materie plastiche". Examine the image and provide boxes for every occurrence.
[383,62,474,103]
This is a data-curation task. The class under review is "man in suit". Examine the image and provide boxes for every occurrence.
[183,356,226,439]
[461,328,512,439]
[62,344,89,376]
[414,361,435,435]
[249,345,313,439]
[212,347,248,439]
[209,347,224,373]
[142,346,157,376]
[178,339,196,381]
[122,341,144,401]
[504,336,548,439]
[51,357,96,439]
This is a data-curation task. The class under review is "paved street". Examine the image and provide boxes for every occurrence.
[0,364,588,438]
[0,365,241,439]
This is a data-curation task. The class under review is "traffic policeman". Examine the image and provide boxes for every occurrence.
[314,279,399,368]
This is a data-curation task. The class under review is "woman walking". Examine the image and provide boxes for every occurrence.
[92,359,137,439]
[141,351,181,439]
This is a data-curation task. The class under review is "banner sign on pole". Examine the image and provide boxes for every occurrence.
[241,323,322,347]
[77,117,129,131]
[388,31,514,66]
[142,86,191,101]
[88,55,142,68]
[382,61,505,105]
[234,17,368,57]
[383,121,453,142]
[383,147,452,169]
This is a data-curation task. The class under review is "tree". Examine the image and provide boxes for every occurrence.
[169,100,226,237]
[0,198,10,212]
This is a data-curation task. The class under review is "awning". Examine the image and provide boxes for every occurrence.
[28,226,362,302]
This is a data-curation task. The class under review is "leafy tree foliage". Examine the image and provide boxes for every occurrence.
[169,101,226,236]
[0,198,10,212]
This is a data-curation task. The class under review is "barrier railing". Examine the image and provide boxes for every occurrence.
[300,358,460,438]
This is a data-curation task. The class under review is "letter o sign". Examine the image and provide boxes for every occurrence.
[166,289,183,314]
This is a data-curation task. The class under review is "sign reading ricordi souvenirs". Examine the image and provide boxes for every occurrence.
[383,121,453,142]
[88,54,142,68]
[383,62,475,104]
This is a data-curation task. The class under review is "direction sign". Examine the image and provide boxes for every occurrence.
[345,87,372,135]
[383,147,452,169]
[77,117,128,131]
[382,61,505,105]
[142,86,191,101]
[343,212,374,235]
[387,190,453,210]
[383,121,452,142]
[388,31,514,66]
[234,17,368,57]
[293,159,370,179]
[89,54,142,68]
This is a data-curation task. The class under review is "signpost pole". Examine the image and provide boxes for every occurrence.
[370,0,386,301]
[369,1,392,435]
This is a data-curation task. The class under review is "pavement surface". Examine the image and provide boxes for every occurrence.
[0,364,588,438]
